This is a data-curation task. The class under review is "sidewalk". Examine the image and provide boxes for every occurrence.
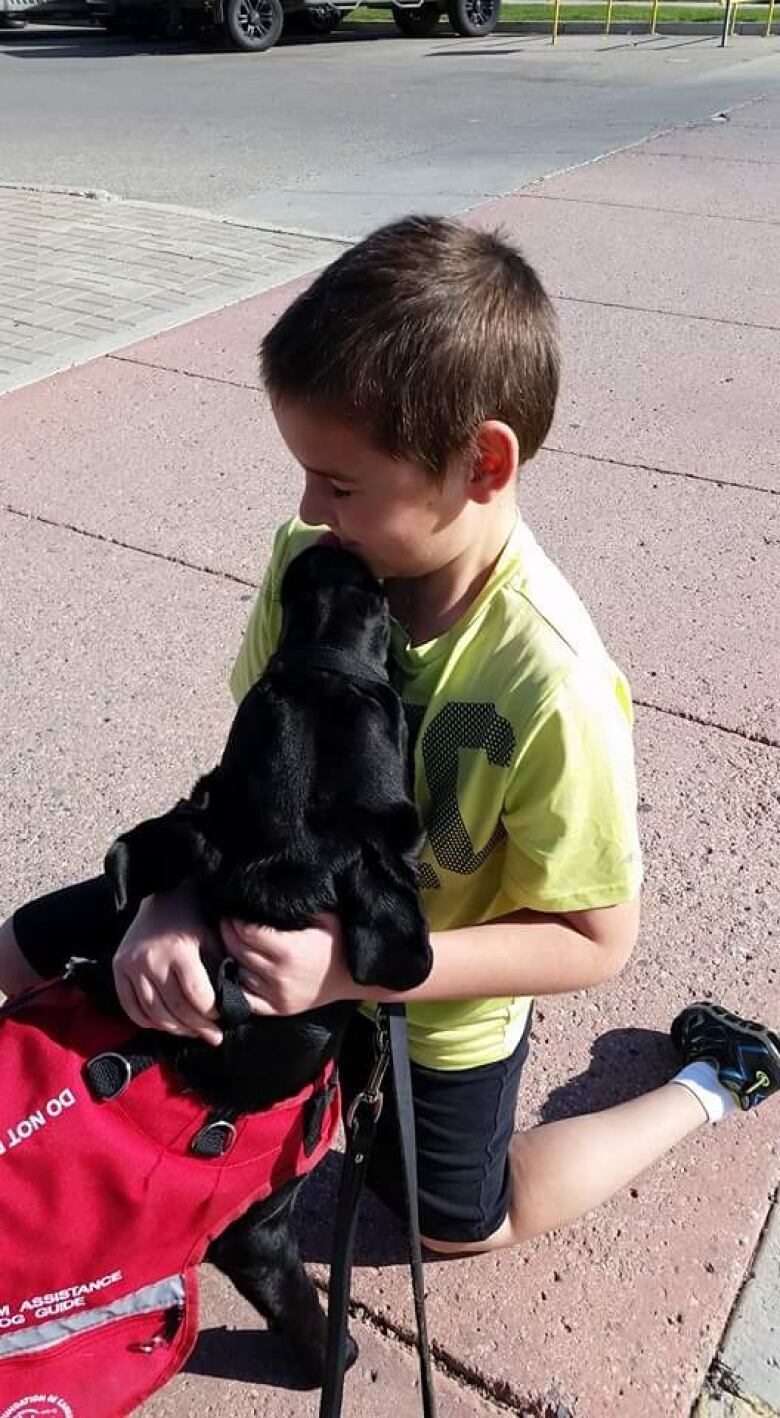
[0,187,345,395]
[2,94,779,1418]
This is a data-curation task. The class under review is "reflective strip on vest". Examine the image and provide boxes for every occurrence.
[0,1274,185,1358]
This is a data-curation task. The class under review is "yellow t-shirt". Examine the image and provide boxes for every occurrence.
[230,517,643,1071]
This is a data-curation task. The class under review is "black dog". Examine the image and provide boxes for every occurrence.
[94,543,432,1382]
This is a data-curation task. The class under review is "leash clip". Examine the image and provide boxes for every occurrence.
[346,1014,390,1129]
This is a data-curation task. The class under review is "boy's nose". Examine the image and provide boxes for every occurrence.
[300,483,333,531]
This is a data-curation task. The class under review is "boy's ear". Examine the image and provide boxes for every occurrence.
[467,420,519,504]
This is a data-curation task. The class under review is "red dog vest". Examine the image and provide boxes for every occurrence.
[0,979,339,1418]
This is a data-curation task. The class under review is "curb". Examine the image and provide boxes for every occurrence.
[337,14,779,33]
[695,1201,780,1418]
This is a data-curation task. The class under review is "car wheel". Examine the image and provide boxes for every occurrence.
[225,0,284,48]
[446,0,499,33]
[391,2,441,33]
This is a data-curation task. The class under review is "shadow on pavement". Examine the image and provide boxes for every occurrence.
[294,1026,676,1268]
[185,1324,321,1389]
[539,1026,675,1122]
[0,20,401,56]
[297,1148,414,1268]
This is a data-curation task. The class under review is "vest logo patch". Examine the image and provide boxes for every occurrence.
[0,1090,76,1157]
[0,1271,124,1329]
[0,1397,74,1418]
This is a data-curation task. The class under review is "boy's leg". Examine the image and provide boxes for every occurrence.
[337,1011,532,1249]
[423,1004,780,1256]
[424,1080,705,1254]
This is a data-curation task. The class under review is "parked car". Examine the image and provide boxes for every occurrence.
[0,0,96,24]
[87,0,499,51]
[0,0,77,22]
[388,0,499,37]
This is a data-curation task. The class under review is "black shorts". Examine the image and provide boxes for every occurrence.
[338,1010,530,1244]
[12,878,531,1245]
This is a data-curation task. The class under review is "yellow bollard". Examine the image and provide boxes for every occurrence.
[551,0,561,42]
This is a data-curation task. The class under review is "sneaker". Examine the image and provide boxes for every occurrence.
[671,1002,780,1112]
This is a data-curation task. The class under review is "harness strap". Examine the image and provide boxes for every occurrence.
[319,1005,437,1418]
[216,957,254,1027]
[191,1111,240,1158]
[84,1037,159,1100]
[303,1075,339,1159]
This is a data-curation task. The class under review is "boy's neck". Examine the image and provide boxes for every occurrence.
[386,504,517,646]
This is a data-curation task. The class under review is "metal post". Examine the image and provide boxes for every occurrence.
[719,0,733,43]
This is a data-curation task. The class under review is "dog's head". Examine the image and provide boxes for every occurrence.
[278,543,390,669]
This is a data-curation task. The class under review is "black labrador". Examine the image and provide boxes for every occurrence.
[88,542,432,1383]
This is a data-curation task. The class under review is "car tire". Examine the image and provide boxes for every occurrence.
[224,0,284,48]
[446,0,499,33]
[391,2,441,34]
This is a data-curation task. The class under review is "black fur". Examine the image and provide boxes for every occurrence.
[96,543,432,1383]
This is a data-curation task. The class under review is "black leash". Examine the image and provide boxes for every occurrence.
[319,1003,437,1418]
[385,1004,437,1418]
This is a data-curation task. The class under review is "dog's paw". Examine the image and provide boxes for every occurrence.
[295,1329,359,1388]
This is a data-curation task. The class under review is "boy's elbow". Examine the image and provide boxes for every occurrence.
[599,931,636,982]
[598,894,641,981]
[566,893,641,985]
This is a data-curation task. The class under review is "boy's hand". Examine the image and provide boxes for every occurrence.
[220,913,358,1017]
[112,884,224,1046]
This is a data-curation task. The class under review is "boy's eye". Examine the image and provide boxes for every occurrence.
[331,486,351,500]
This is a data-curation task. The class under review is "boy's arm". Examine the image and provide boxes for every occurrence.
[219,892,640,1019]
[371,894,640,1004]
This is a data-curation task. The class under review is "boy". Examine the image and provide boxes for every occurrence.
[2,215,779,1256]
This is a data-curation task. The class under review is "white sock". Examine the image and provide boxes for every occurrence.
[671,1061,741,1124]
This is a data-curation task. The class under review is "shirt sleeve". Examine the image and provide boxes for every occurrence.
[229,559,281,706]
[500,662,643,914]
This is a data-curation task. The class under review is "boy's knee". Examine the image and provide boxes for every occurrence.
[0,914,42,1000]
[421,1214,517,1257]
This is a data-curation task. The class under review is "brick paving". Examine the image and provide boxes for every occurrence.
[0,186,346,394]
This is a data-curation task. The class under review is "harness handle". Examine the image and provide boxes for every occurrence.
[214,957,253,1028]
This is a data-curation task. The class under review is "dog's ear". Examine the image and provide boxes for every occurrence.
[337,843,432,992]
[104,801,215,913]
[105,838,133,912]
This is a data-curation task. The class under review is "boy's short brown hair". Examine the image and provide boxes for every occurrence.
[261,214,559,480]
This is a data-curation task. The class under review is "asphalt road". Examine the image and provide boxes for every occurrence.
[1,23,778,235]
